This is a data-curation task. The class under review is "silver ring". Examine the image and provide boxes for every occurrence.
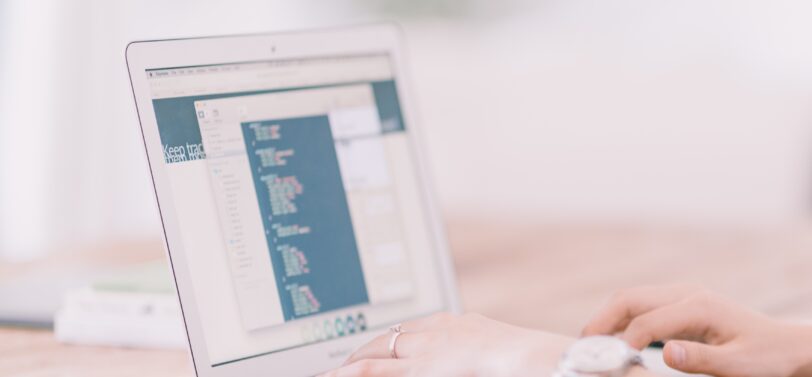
[388,331,403,359]
[389,323,402,333]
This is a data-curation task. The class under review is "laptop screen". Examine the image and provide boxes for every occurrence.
[146,53,444,366]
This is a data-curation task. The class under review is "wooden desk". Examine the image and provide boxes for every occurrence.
[3,219,812,376]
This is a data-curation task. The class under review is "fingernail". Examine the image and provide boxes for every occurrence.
[670,343,686,366]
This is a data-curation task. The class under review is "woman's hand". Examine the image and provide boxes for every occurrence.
[582,284,812,377]
[320,312,573,377]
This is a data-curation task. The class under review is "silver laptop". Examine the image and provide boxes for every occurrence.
[126,24,460,376]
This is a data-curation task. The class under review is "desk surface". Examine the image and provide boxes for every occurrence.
[3,219,812,376]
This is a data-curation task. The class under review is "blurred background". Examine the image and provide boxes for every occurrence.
[2,0,812,349]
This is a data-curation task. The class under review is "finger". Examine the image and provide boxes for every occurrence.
[663,340,728,375]
[581,284,702,337]
[343,332,423,365]
[322,359,410,377]
[622,298,714,349]
[400,312,457,332]
[343,311,458,365]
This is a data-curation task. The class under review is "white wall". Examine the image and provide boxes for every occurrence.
[0,1,77,259]
[2,0,812,259]
[407,1,812,224]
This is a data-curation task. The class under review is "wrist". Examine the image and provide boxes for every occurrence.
[524,333,574,368]
[786,323,812,377]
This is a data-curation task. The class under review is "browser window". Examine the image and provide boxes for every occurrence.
[146,54,443,366]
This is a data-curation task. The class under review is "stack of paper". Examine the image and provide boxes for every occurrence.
[54,260,186,349]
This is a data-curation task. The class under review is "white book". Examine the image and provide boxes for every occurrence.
[54,287,186,349]
[58,288,180,318]
[54,308,186,349]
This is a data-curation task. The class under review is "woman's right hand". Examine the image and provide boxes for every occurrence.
[581,284,812,377]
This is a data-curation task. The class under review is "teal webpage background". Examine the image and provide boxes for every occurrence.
[152,80,404,163]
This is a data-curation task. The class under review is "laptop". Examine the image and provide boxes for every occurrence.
[126,24,460,377]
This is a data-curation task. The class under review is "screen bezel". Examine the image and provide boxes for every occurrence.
[125,24,460,377]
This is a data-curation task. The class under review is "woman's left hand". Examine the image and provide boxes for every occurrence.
[320,312,573,377]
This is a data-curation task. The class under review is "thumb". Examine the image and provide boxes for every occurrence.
[663,340,728,375]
